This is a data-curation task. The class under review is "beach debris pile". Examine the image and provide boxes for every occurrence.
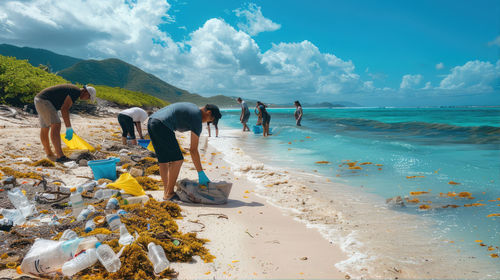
[0,144,214,279]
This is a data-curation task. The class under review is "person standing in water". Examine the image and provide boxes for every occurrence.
[256,101,271,137]
[294,100,303,126]
[237,97,250,131]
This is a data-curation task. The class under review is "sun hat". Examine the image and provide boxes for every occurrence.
[83,85,97,103]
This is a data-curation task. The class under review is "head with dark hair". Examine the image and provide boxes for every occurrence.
[205,104,222,122]
[294,100,301,107]
[256,101,266,107]
[237,97,242,103]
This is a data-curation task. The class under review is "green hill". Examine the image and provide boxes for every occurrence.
[0,55,167,108]
[0,44,82,72]
[58,58,239,107]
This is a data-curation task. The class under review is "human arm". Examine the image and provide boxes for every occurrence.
[207,123,211,137]
[134,122,144,139]
[190,131,210,184]
[61,95,74,139]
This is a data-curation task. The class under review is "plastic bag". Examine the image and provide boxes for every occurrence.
[107,173,146,196]
[175,179,232,204]
[60,133,95,152]
[146,141,155,153]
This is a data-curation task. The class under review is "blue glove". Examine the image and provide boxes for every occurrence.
[197,170,210,186]
[65,127,74,140]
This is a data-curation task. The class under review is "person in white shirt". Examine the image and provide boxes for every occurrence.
[117,107,150,145]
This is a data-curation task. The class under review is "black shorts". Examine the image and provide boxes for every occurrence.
[147,118,183,163]
[262,114,271,125]
[118,114,136,139]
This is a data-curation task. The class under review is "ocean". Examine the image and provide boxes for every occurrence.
[207,106,500,278]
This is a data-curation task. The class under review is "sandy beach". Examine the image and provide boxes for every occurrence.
[1,109,498,279]
[0,110,347,279]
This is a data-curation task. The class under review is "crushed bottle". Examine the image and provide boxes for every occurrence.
[147,242,170,274]
[95,242,121,273]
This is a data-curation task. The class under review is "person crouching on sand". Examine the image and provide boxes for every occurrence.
[237,97,250,131]
[34,84,96,163]
[117,107,151,145]
[147,102,222,200]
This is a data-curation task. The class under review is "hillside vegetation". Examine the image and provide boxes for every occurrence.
[0,44,82,72]
[0,55,168,108]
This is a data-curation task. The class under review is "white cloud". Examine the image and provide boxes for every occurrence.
[400,74,423,89]
[423,82,432,90]
[438,60,500,92]
[234,3,281,36]
[436,62,444,70]
[488,35,500,47]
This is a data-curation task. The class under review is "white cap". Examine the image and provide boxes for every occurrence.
[84,85,97,103]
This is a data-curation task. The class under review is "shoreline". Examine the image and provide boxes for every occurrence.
[0,112,498,279]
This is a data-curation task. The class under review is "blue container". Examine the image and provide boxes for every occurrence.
[87,157,120,180]
[252,125,263,134]
[137,139,150,148]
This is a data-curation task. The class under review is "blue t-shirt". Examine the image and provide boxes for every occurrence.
[151,102,202,136]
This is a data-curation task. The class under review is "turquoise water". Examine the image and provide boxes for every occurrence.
[220,107,500,263]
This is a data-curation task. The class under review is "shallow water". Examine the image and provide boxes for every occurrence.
[207,107,500,278]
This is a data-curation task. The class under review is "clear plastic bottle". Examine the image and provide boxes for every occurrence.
[70,187,84,217]
[0,208,25,225]
[61,248,98,276]
[94,189,119,200]
[84,219,96,233]
[95,242,121,273]
[76,181,97,193]
[106,197,120,210]
[7,188,36,218]
[77,205,95,222]
[76,237,98,253]
[20,238,82,275]
[123,195,149,205]
[106,214,122,231]
[118,224,134,245]
[60,229,78,241]
[147,242,169,274]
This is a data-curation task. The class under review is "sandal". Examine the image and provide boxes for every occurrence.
[163,193,180,202]
[56,156,71,163]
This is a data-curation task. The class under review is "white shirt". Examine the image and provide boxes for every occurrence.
[120,107,148,123]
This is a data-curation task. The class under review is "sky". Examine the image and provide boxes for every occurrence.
[0,0,499,106]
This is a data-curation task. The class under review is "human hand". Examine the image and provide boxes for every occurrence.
[197,170,210,186]
[65,127,74,140]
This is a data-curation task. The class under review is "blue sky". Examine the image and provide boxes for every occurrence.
[0,0,498,106]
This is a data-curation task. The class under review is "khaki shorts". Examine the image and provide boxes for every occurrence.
[34,97,60,128]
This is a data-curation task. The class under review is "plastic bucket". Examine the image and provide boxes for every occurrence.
[137,139,151,149]
[252,125,263,134]
[88,157,120,180]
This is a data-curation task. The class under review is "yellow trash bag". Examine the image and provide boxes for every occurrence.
[60,133,95,152]
[147,141,155,152]
[107,172,146,196]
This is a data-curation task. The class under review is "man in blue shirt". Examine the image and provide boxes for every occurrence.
[148,102,222,201]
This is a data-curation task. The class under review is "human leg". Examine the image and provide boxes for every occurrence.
[40,127,54,158]
[50,123,64,158]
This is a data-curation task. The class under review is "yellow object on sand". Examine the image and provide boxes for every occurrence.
[60,133,95,152]
[147,141,155,152]
[107,172,146,196]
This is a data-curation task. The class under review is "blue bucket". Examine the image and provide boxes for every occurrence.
[88,157,120,180]
[137,139,150,148]
[252,125,263,134]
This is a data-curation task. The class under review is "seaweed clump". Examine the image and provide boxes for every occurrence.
[145,165,160,176]
[0,167,42,180]
[135,176,162,190]
[31,158,55,167]
[135,157,157,169]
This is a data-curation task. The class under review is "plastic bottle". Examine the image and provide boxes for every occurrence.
[0,208,25,225]
[76,237,98,253]
[84,219,96,233]
[95,242,121,273]
[106,197,120,210]
[7,188,36,218]
[20,238,82,275]
[123,195,149,205]
[118,224,134,245]
[106,214,122,231]
[147,242,169,274]
[94,189,119,200]
[117,209,128,216]
[70,188,84,217]
[60,229,78,241]
[77,205,95,222]
[77,181,97,193]
[61,248,98,276]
